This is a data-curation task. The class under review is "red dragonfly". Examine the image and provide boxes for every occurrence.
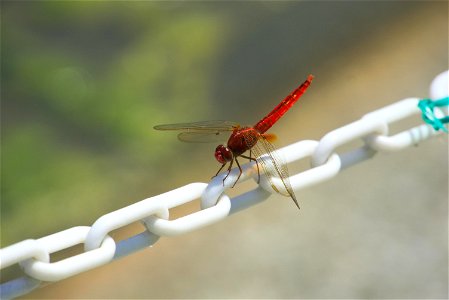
[154,75,314,209]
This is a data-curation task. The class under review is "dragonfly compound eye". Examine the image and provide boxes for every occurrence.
[214,145,233,164]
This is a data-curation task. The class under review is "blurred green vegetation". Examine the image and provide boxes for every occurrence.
[1,0,442,249]
[1,2,227,245]
[2,1,447,298]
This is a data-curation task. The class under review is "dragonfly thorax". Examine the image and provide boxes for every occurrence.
[226,127,258,156]
[215,144,233,164]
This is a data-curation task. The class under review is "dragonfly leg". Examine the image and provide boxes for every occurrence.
[232,157,243,188]
[213,163,227,179]
[222,159,234,186]
[241,150,260,184]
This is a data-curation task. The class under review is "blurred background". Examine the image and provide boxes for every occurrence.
[1,1,447,299]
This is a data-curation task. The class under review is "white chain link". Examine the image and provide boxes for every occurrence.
[1,71,447,299]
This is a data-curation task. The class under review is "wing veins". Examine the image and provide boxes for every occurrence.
[243,133,298,208]
[154,120,238,132]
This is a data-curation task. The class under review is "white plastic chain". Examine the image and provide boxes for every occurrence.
[1,71,448,299]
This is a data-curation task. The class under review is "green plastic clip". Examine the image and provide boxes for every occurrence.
[418,97,449,133]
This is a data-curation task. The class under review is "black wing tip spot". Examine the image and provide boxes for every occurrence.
[290,193,300,210]
[293,199,301,210]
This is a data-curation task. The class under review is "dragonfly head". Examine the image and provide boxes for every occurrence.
[215,144,233,164]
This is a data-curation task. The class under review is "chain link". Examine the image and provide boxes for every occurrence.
[1,70,447,300]
[20,227,116,282]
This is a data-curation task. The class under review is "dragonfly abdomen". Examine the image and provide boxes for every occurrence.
[254,75,314,133]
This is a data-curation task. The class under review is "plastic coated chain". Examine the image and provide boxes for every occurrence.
[1,71,448,300]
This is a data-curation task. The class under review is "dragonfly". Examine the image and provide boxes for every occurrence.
[154,74,314,209]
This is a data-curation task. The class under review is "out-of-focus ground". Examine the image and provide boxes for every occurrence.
[1,2,447,299]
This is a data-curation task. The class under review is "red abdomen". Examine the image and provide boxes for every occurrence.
[254,74,313,133]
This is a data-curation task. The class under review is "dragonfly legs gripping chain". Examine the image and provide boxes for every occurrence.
[240,149,260,184]
[215,158,241,188]
[212,150,261,188]
[232,158,242,188]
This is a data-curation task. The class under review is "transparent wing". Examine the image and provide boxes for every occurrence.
[177,131,229,143]
[243,132,299,209]
[154,120,238,131]
[154,120,239,143]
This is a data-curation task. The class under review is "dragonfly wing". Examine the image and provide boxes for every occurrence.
[154,120,238,131]
[154,120,239,143]
[243,132,299,209]
[177,131,229,143]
